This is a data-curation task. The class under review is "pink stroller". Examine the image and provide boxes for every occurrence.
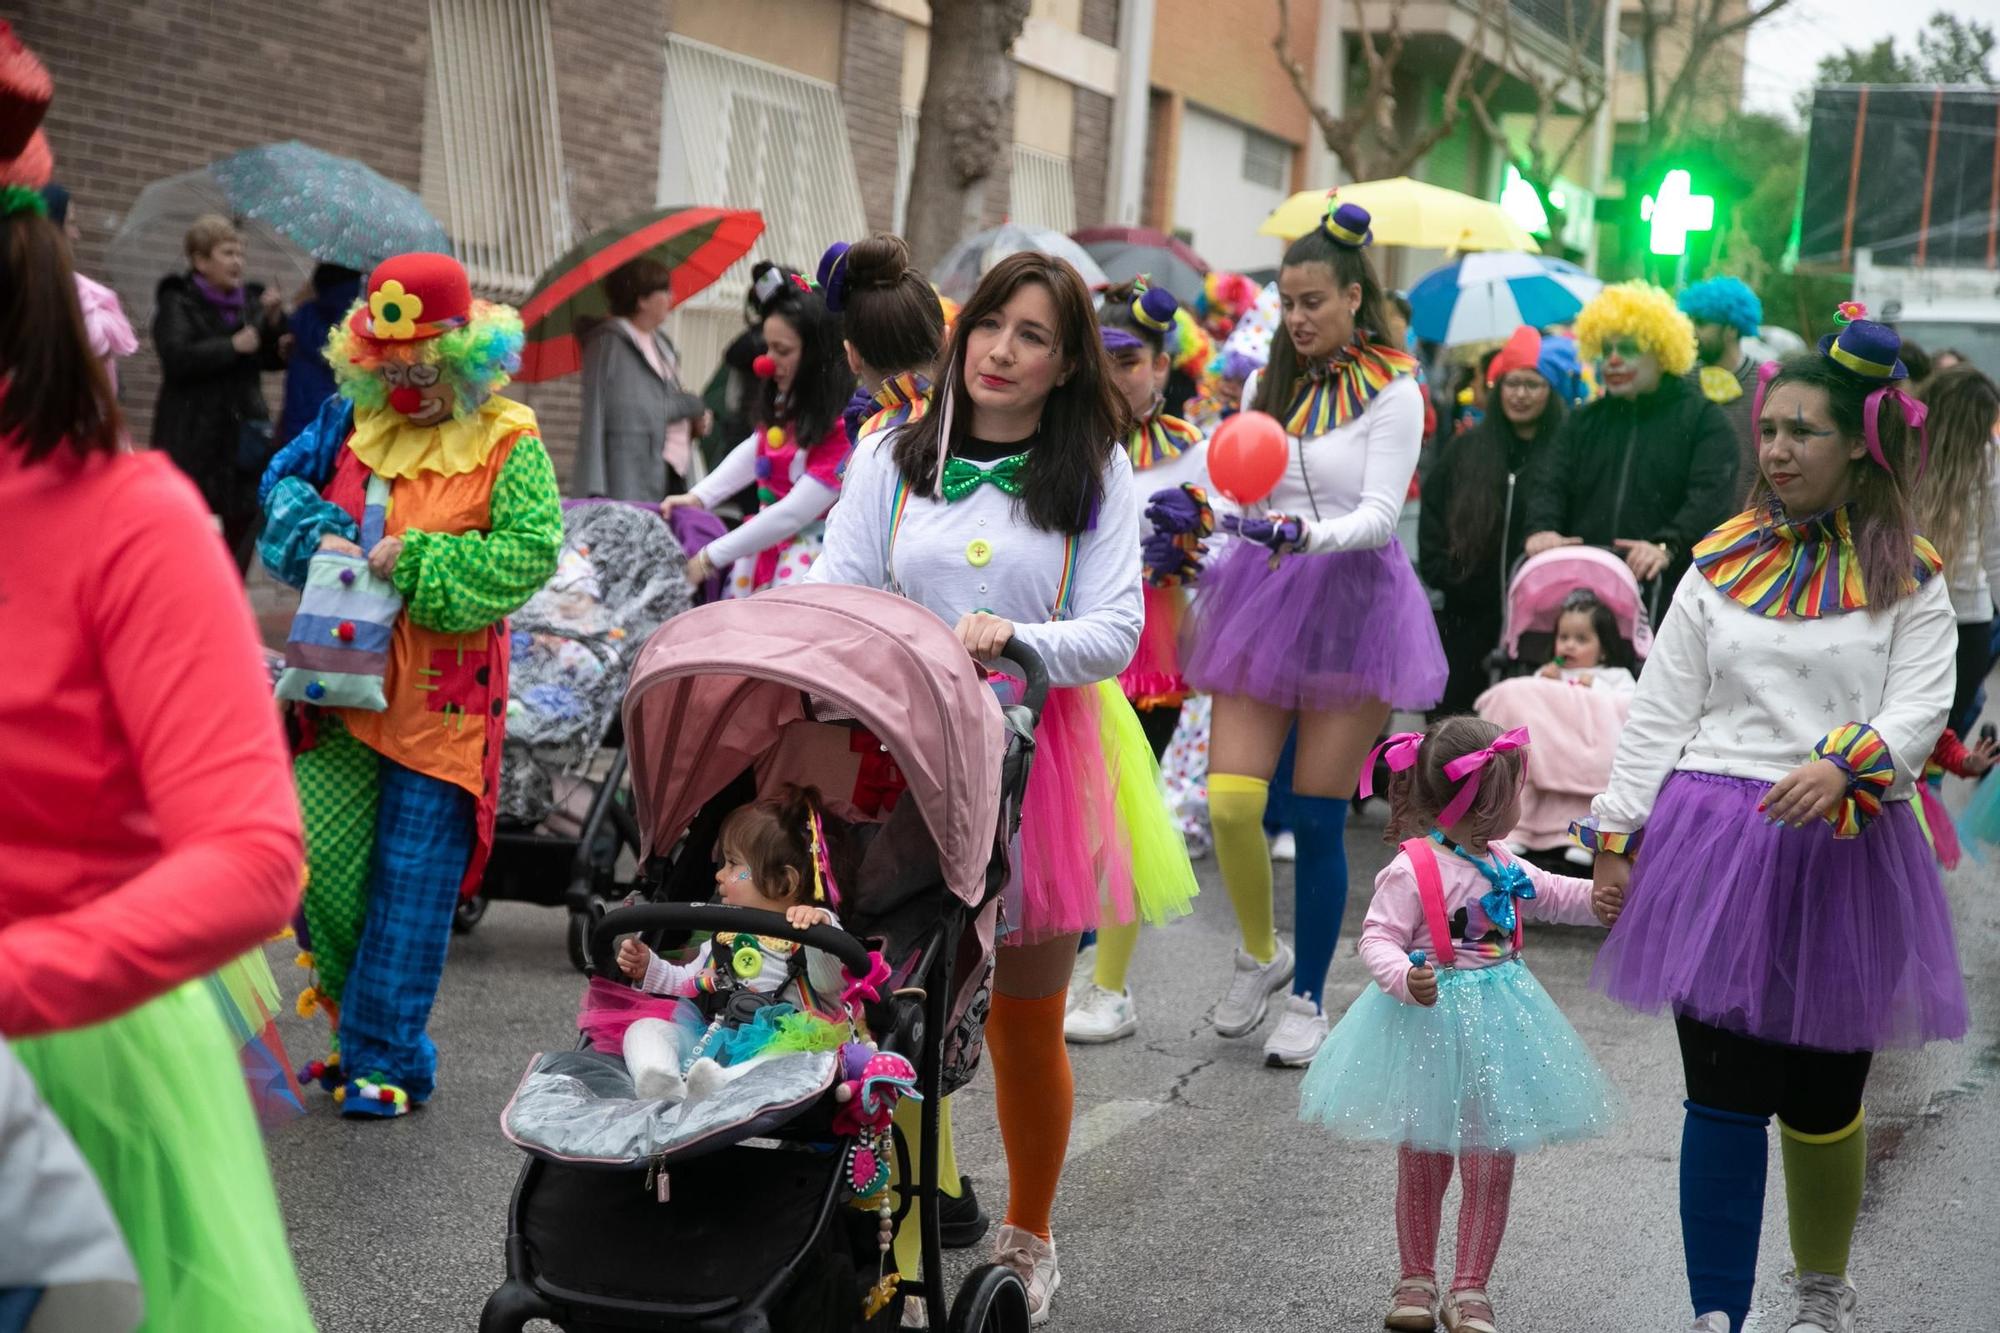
[1476,547,1655,854]
[483,585,1038,1333]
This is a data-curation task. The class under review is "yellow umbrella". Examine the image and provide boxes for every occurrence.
[1260,177,1541,253]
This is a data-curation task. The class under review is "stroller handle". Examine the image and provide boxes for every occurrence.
[589,903,878,982]
[993,637,1050,724]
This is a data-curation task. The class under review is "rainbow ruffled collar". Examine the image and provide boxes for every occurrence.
[1692,503,1941,618]
[860,370,931,439]
[1127,408,1202,471]
[1283,338,1417,437]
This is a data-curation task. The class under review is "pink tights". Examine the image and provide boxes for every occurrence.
[1395,1145,1516,1291]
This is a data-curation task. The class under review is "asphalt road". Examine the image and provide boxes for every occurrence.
[259,796,2000,1332]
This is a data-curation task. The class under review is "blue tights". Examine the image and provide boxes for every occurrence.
[1289,795,1349,1007]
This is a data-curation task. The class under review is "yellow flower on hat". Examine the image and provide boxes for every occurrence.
[369,279,423,340]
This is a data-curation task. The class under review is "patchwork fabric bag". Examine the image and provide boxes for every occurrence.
[275,475,401,711]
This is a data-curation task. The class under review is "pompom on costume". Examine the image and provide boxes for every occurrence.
[1575,279,1697,378]
[259,252,562,1118]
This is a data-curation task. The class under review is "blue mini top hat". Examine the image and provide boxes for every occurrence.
[1817,304,1907,381]
[1321,198,1373,249]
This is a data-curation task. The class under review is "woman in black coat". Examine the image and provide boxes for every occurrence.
[151,215,285,572]
[1418,328,1567,716]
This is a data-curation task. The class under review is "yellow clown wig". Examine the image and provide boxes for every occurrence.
[325,299,526,420]
[1574,280,1697,378]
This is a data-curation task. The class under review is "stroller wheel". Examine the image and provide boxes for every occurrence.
[947,1264,1030,1333]
[452,892,488,935]
[565,897,605,974]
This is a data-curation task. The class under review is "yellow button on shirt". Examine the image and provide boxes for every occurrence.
[965,538,993,567]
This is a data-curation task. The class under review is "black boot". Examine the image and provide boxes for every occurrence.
[937,1174,988,1249]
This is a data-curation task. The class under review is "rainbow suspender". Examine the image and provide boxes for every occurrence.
[886,472,1078,619]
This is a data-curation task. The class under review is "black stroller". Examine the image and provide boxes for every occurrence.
[459,500,697,970]
[479,586,1042,1332]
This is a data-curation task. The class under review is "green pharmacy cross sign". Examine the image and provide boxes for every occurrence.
[1640,169,1715,257]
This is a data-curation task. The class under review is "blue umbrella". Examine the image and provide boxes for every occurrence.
[1408,252,1602,347]
[208,141,450,271]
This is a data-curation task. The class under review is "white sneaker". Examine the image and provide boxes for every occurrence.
[1066,944,1096,1011]
[1213,940,1295,1037]
[1262,993,1328,1067]
[1268,829,1297,862]
[1787,1271,1856,1332]
[1063,983,1138,1044]
[1690,1316,1732,1333]
[1563,845,1593,868]
[993,1223,1060,1326]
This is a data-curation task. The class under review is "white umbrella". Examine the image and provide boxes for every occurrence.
[932,224,1109,303]
[1408,252,1602,348]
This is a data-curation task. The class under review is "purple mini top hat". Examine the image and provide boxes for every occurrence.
[1817,303,1907,381]
[1321,197,1373,249]
[816,241,852,313]
[1101,278,1179,351]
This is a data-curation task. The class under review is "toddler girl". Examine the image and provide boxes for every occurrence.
[611,785,849,1105]
[1534,589,1636,693]
[1300,717,1619,1333]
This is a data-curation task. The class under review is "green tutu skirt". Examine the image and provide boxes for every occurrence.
[12,983,314,1332]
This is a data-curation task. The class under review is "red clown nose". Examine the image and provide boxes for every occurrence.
[389,386,425,415]
[752,353,776,380]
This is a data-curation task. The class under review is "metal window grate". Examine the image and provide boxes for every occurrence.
[1241,127,1290,190]
[422,0,572,297]
[1010,144,1076,233]
[657,36,868,390]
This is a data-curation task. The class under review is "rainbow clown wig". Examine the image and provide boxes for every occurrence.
[1575,279,1697,378]
[325,251,525,419]
[1677,276,1763,338]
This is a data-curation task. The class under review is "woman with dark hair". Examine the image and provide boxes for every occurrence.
[1419,326,1568,715]
[810,251,1194,1321]
[1160,200,1447,1068]
[1909,363,2000,735]
[1582,318,1965,1333]
[824,233,943,447]
[669,282,853,594]
[0,33,313,1326]
[571,254,711,501]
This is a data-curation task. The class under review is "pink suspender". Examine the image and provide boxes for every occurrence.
[1399,836,1523,969]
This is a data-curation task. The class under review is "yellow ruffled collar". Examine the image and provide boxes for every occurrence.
[346,395,538,479]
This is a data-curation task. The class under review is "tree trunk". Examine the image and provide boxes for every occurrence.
[906,0,1033,271]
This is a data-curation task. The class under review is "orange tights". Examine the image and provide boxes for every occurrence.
[983,988,1073,1239]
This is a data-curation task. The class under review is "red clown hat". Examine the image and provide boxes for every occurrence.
[347,252,472,345]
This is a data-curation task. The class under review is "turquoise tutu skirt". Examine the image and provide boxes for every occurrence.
[1956,769,2000,859]
[1299,959,1619,1155]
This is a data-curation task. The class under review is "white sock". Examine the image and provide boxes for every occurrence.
[625,1018,688,1103]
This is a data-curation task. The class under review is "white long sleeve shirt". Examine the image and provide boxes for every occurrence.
[1232,371,1423,554]
[1592,565,1956,834]
[806,434,1143,687]
[691,433,842,571]
[1942,440,2000,624]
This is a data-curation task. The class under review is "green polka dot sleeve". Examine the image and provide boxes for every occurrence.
[392,435,562,635]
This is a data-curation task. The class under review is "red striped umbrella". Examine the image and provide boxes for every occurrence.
[514,205,764,383]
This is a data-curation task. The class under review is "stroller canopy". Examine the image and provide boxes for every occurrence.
[1504,546,1656,660]
[622,586,1004,907]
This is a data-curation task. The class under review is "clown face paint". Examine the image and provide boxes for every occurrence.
[381,359,453,427]
[1600,337,1661,398]
[1759,381,1863,516]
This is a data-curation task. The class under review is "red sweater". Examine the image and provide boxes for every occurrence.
[0,445,302,1036]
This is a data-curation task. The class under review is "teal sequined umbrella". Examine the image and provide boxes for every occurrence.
[108,141,449,326]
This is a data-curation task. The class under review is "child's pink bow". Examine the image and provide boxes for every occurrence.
[1438,727,1530,826]
[1359,732,1424,800]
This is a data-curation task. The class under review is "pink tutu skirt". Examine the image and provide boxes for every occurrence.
[1119,583,1188,709]
[1183,537,1446,712]
[1592,771,1969,1052]
[577,976,682,1054]
[1010,684,1135,944]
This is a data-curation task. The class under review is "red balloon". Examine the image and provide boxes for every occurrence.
[1207,410,1289,506]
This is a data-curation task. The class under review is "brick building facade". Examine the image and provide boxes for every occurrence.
[16,0,1119,485]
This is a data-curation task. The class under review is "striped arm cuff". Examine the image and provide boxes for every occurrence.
[1569,818,1640,858]
[1810,722,1894,839]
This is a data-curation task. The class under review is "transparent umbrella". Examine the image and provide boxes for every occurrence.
[931,224,1108,303]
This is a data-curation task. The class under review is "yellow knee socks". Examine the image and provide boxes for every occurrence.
[890,1094,967,1279]
[1209,773,1276,962]
[1092,919,1140,992]
[1780,1111,1865,1278]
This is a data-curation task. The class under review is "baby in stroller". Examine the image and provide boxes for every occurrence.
[612,786,851,1106]
[1476,548,1652,863]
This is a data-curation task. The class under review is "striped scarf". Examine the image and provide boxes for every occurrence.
[1692,503,1942,618]
[1282,338,1417,437]
[1127,408,1203,471]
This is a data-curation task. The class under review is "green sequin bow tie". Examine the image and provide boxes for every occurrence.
[940,452,1027,502]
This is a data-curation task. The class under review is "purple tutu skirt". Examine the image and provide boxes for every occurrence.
[1183,537,1446,712]
[1592,771,1969,1052]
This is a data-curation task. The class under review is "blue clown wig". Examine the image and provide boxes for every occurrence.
[1677,277,1763,338]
